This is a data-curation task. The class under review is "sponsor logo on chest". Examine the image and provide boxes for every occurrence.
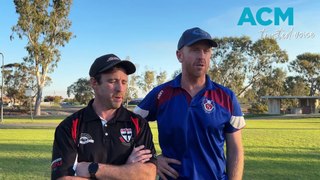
[79,133,95,144]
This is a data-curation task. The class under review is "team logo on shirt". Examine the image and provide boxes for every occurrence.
[79,133,94,144]
[120,128,132,143]
[202,98,215,113]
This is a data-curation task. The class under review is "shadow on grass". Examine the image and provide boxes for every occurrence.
[245,146,320,159]
[244,146,320,179]
[0,143,53,154]
[244,158,320,180]
[0,144,52,179]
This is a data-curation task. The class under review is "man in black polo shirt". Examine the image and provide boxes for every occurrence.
[51,54,157,180]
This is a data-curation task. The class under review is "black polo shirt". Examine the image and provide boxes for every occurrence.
[51,100,157,180]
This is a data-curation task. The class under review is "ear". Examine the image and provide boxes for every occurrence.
[90,77,97,87]
[176,50,182,63]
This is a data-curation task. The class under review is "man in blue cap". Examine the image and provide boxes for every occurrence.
[134,27,245,180]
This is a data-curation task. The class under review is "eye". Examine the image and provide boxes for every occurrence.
[122,80,128,85]
[108,79,116,83]
[204,49,211,53]
[191,48,200,52]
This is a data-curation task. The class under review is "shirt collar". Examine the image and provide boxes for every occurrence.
[171,73,214,90]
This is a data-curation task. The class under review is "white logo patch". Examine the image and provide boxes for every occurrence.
[107,56,120,61]
[202,98,215,113]
[120,128,132,143]
[79,133,94,144]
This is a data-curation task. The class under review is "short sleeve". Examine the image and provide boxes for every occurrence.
[134,87,160,121]
[51,120,78,180]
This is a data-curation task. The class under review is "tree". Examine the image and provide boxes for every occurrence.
[289,53,320,96]
[211,37,288,97]
[44,95,62,104]
[126,74,139,101]
[3,62,40,108]
[210,36,251,95]
[11,0,73,116]
[282,76,310,110]
[67,78,93,105]
[138,70,155,93]
[284,76,309,96]
[255,68,287,97]
[44,96,55,102]
[172,69,181,79]
[156,71,167,86]
[246,38,288,95]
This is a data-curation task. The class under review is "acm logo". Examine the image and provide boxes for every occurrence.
[238,7,294,26]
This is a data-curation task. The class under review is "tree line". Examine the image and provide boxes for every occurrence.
[4,36,319,114]
[66,70,168,105]
[66,37,320,113]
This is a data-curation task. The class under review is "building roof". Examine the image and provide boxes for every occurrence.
[261,96,320,99]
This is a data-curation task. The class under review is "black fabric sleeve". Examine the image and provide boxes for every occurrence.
[51,119,78,180]
[134,115,157,166]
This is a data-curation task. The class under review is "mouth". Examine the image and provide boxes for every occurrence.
[195,63,205,68]
[113,96,123,102]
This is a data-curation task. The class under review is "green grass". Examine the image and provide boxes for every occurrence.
[0,128,55,179]
[0,118,319,179]
[243,119,320,179]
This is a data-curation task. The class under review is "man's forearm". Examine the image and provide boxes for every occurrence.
[226,130,244,180]
[96,162,156,180]
[227,144,244,180]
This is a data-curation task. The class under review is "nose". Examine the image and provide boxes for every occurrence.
[196,50,206,60]
[200,50,207,57]
[115,82,126,92]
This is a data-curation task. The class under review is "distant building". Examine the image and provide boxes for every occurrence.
[261,96,320,114]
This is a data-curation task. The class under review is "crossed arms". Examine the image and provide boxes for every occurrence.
[57,145,156,180]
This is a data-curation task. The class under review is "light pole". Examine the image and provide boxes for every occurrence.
[0,52,4,123]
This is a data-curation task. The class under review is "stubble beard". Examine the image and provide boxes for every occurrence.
[109,98,123,109]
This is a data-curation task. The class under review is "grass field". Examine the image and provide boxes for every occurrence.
[0,117,319,179]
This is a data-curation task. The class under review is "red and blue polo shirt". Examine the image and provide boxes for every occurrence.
[134,74,245,180]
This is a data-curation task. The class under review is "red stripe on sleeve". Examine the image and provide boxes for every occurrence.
[131,117,141,136]
[71,118,79,143]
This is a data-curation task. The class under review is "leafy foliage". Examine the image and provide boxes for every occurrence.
[156,71,167,86]
[211,37,288,97]
[67,78,93,105]
[289,53,320,96]
[11,0,73,115]
[248,102,268,114]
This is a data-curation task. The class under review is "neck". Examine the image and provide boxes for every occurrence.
[181,74,206,97]
[92,100,117,122]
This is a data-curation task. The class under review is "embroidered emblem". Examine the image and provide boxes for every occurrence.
[202,98,215,113]
[120,128,132,143]
[79,133,94,144]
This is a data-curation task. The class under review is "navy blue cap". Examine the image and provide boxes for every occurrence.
[89,54,136,77]
[177,27,218,50]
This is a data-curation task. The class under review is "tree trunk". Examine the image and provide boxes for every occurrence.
[34,86,43,116]
[309,79,316,96]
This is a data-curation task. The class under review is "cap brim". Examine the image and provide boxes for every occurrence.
[185,38,218,48]
[98,60,136,75]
